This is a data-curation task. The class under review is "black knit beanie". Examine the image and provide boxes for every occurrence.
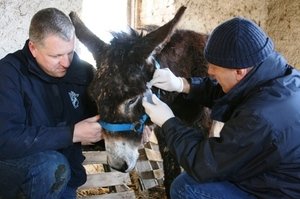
[204,17,274,68]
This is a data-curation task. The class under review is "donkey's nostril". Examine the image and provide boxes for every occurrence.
[119,162,128,173]
[110,162,128,173]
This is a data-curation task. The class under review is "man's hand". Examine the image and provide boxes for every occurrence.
[142,94,175,127]
[73,115,103,144]
[150,68,183,92]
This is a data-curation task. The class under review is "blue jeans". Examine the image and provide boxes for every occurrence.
[0,151,74,199]
[170,172,256,199]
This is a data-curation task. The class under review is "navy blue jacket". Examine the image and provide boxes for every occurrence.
[0,41,97,187]
[163,52,300,198]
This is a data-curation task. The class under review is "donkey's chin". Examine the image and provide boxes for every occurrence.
[105,138,140,172]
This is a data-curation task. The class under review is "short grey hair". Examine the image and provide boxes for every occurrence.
[29,8,75,45]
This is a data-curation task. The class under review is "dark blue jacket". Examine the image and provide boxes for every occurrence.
[0,41,97,187]
[163,52,300,198]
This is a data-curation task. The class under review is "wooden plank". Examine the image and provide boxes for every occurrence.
[143,142,160,151]
[78,190,135,199]
[136,134,164,190]
[148,130,158,144]
[138,148,162,162]
[138,148,147,161]
[139,168,164,180]
[80,150,136,199]
[79,172,131,189]
[114,184,130,192]
[134,159,159,190]
[83,151,107,164]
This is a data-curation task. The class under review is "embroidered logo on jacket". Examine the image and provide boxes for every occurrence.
[68,91,79,109]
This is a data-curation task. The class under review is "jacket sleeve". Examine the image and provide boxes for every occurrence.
[186,77,225,108]
[162,112,280,182]
[0,60,73,159]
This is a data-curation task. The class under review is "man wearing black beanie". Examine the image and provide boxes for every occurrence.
[143,17,300,198]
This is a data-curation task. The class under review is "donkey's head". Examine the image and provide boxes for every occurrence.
[70,6,186,172]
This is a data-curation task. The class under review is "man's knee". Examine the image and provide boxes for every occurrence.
[36,151,71,191]
[170,172,201,198]
[23,151,71,196]
[0,151,71,198]
[170,172,189,198]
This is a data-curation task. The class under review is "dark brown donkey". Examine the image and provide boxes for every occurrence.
[69,6,210,198]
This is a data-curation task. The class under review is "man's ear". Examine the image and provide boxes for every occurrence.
[236,68,249,81]
[28,40,37,58]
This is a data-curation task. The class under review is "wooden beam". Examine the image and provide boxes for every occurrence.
[83,151,107,164]
[138,148,163,162]
[79,172,131,189]
[140,168,164,179]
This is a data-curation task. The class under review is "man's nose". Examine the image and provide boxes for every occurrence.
[60,55,71,68]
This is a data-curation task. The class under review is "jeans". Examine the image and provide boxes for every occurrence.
[0,151,72,199]
[170,172,256,199]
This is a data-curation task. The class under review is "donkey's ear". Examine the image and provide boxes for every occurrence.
[69,11,109,67]
[133,6,186,60]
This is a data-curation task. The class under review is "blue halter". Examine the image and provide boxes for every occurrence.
[99,114,149,134]
[99,58,160,134]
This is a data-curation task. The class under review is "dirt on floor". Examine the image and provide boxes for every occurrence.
[77,186,167,199]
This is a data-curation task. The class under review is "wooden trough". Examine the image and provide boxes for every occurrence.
[77,151,135,199]
[77,131,165,199]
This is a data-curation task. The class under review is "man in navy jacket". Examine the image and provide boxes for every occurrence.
[0,8,103,198]
[143,17,300,198]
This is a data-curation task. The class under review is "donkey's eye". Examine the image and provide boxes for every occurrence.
[127,97,138,106]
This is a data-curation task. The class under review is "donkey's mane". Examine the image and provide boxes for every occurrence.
[110,28,142,46]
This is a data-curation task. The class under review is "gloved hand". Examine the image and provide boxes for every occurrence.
[142,94,175,127]
[150,68,183,92]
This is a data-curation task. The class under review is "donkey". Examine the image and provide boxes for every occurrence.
[69,6,210,197]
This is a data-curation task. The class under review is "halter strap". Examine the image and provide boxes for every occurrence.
[153,58,161,97]
[99,114,149,134]
[153,58,160,69]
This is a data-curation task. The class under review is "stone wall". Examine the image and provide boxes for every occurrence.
[0,0,82,59]
[136,0,300,68]
[266,0,300,67]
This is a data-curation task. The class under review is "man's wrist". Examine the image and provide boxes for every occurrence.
[181,78,190,94]
[177,77,184,92]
